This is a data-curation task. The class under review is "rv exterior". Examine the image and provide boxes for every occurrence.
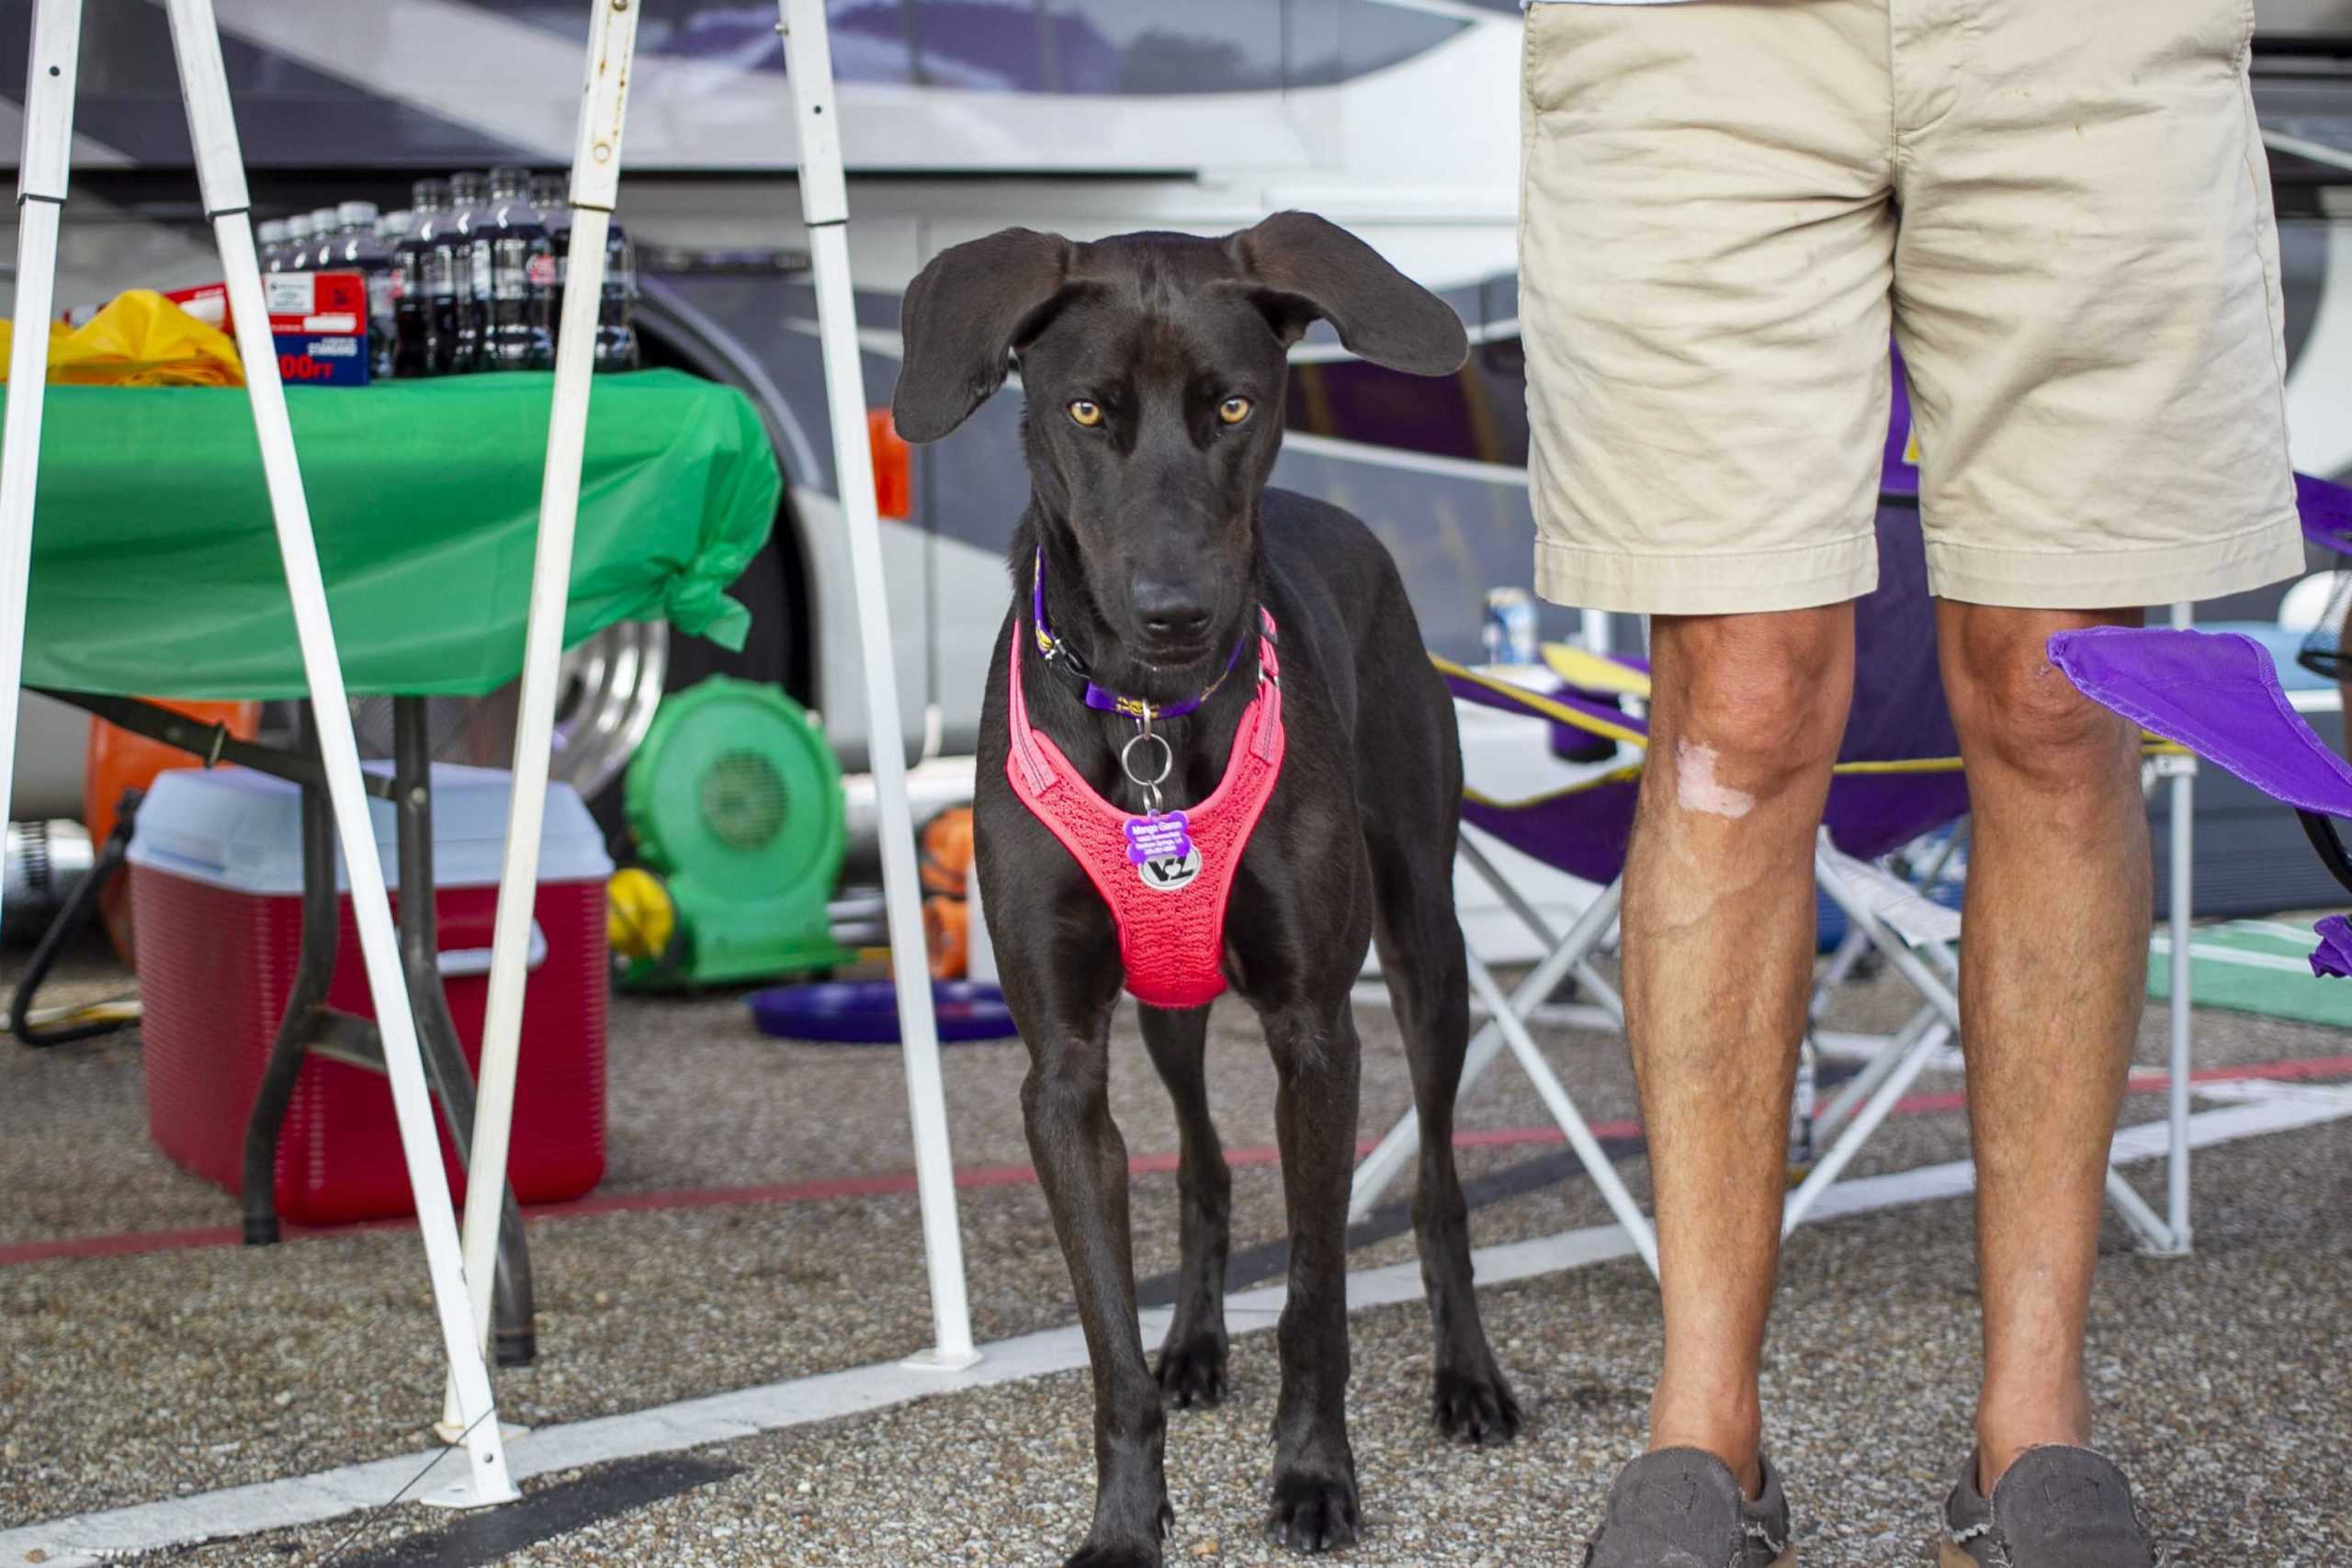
[5,0,2349,828]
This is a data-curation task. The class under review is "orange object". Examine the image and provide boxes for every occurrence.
[867,407,912,521]
[85,699,261,961]
[923,894,969,981]
[919,806,975,977]
[920,806,973,898]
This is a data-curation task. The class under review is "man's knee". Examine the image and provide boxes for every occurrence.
[1943,608,2136,784]
[1652,608,1853,806]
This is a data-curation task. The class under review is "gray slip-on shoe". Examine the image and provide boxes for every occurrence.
[1584,1448,1795,1568]
[1940,1446,2155,1567]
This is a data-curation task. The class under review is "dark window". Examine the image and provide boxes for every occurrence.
[1285,336,1532,469]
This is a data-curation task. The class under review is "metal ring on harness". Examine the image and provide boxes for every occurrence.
[1120,729,1173,790]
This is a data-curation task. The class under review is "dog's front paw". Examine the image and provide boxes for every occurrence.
[1154,1329,1229,1409]
[1432,1359,1524,1447]
[1265,1470,1360,1554]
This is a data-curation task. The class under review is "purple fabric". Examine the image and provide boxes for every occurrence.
[1450,488,1973,877]
[1842,496,1962,782]
[2309,915,2352,979]
[1823,769,1974,861]
[1461,762,1965,885]
[1464,778,1642,888]
[2048,626,2352,818]
[1448,666,1641,741]
[1446,660,1969,881]
[2299,471,2352,557]
[1882,343,1919,497]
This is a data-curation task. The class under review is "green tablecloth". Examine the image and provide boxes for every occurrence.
[15,369,777,699]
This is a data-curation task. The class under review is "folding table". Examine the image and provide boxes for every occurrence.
[14,368,776,1360]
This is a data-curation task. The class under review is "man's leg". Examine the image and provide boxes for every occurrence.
[1936,603,2148,1491]
[1623,604,1855,1495]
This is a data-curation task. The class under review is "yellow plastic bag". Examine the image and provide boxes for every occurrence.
[0,289,243,387]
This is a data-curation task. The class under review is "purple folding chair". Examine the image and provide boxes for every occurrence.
[2054,622,2352,970]
[2050,600,2352,1256]
[1359,394,2352,1269]
[1352,502,1997,1270]
[2054,472,2352,1241]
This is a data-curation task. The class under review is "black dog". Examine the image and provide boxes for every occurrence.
[894,214,1520,1567]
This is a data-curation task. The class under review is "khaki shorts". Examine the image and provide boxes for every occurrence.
[1520,0,2304,615]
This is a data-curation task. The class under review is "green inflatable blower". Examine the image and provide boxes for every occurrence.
[609,677,853,989]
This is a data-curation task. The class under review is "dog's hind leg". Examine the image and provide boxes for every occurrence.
[1367,826,1526,1447]
[1138,1004,1233,1410]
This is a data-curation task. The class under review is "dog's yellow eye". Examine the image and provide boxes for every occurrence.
[1218,397,1254,426]
[1068,400,1103,428]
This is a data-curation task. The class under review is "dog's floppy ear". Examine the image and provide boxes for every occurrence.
[1228,210,1468,376]
[893,228,1074,443]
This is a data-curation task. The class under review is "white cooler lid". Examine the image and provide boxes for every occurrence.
[128,762,614,896]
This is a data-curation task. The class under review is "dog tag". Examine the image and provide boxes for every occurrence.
[1125,811,1193,866]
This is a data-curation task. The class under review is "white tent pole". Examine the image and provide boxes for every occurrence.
[455,0,642,1405]
[777,0,977,1370]
[164,0,515,1503]
[0,0,79,935]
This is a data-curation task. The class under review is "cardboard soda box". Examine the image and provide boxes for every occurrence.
[260,272,370,387]
[147,274,369,387]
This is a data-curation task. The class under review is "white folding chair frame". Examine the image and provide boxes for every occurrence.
[1352,790,2199,1278]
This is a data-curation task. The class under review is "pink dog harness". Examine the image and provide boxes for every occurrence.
[1004,607,1285,1009]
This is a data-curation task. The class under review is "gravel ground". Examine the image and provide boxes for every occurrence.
[5,933,2349,1558]
[150,1119,2352,1567]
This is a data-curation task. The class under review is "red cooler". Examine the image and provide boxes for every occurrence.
[130,763,612,1226]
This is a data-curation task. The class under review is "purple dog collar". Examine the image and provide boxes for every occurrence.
[1030,548,1251,723]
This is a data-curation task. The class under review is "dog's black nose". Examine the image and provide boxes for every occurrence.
[1133,581,1212,641]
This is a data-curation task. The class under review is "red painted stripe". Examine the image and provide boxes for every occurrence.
[7,1054,2346,1269]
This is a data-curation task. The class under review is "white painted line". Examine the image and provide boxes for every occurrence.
[2224,919,2325,947]
[2148,934,2324,976]
[9,1077,2348,1567]
[1803,1078,2352,1225]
